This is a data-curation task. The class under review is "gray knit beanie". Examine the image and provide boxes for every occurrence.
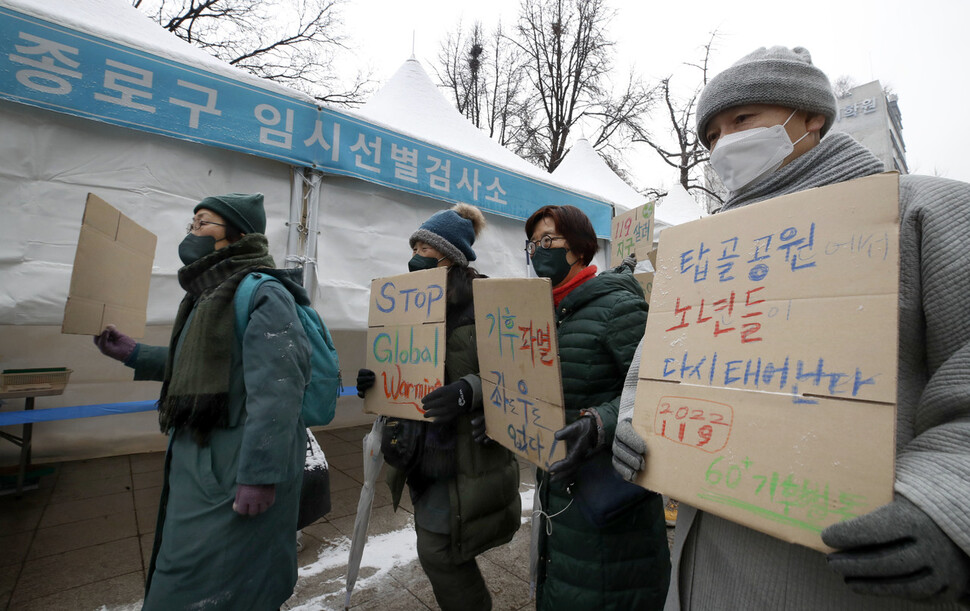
[409,203,486,267]
[695,46,838,149]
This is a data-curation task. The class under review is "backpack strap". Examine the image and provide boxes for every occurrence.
[233,272,277,341]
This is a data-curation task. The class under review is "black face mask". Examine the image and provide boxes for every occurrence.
[408,254,442,272]
[531,247,574,286]
[178,233,217,266]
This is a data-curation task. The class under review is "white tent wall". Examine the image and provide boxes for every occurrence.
[0,100,296,464]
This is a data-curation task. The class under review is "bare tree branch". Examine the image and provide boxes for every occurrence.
[133,0,373,106]
[634,30,722,206]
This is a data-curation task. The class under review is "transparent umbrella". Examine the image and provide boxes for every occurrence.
[344,417,385,610]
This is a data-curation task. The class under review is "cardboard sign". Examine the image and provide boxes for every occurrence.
[62,194,157,338]
[474,278,567,470]
[632,174,899,551]
[634,271,654,304]
[363,267,448,421]
[610,201,655,267]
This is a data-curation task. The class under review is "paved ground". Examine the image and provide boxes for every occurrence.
[1,424,673,610]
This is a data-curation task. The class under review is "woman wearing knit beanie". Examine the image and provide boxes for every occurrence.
[525,205,670,610]
[93,193,310,609]
[357,203,521,611]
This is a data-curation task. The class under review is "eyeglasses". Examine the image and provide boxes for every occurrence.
[525,235,566,257]
[186,219,227,233]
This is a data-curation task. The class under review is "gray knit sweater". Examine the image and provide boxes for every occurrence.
[618,134,970,610]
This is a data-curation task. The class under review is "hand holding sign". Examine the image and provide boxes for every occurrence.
[364,267,448,420]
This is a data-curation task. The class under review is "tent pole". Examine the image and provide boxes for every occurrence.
[303,170,323,302]
[285,167,306,270]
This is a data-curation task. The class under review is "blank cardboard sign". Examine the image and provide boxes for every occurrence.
[474,277,566,470]
[62,194,157,338]
[363,267,447,421]
[632,173,899,552]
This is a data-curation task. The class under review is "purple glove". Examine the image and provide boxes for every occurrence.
[93,324,136,362]
[233,483,276,516]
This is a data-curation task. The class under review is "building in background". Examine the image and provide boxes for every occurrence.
[831,80,908,174]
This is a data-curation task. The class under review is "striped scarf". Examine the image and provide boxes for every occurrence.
[157,234,275,445]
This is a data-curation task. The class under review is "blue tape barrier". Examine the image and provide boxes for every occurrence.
[0,386,359,426]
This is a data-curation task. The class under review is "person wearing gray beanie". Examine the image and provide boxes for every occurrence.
[613,43,970,611]
[696,46,838,149]
[694,46,840,194]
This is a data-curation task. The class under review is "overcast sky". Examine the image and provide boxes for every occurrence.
[340,0,968,192]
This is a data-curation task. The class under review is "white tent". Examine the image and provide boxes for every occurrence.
[0,0,621,463]
[553,138,711,231]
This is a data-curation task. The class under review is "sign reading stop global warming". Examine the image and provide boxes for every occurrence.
[473,278,567,470]
[363,267,447,421]
[632,173,900,552]
[609,201,655,267]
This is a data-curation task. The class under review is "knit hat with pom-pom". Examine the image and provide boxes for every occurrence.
[409,203,486,267]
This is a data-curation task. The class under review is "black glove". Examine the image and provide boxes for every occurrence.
[821,495,970,602]
[422,379,472,424]
[356,368,375,399]
[612,418,647,482]
[470,410,493,445]
[548,413,597,485]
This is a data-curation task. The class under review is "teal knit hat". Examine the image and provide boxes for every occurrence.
[194,193,266,234]
[409,203,486,267]
[695,46,838,149]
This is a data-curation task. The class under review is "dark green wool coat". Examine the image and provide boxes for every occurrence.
[536,264,670,611]
[130,272,309,611]
[387,304,521,565]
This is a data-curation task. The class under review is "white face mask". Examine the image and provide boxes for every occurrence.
[709,110,809,193]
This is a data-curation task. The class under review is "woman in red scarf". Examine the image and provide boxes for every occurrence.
[525,205,670,611]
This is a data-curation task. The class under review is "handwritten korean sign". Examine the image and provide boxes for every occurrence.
[632,173,899,551]
[473,278,566,470]
[363,267,447,421]
[609,201,655,267]
[0,7,614,238]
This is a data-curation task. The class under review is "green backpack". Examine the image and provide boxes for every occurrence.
[234,272,340,427]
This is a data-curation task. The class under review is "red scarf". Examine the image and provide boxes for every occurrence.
[553,265,597,307]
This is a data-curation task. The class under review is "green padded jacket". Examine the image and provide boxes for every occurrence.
[535,262,670,611]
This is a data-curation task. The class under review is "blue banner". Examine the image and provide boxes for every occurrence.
[0,8,614,236]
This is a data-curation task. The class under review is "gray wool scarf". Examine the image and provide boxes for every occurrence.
[719,131,885,212]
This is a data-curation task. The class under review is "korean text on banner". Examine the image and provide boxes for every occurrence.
[610,201,655,267]
[363,267,447,421]
[62,194,157,338]
[632,173,900,552]
[473,278,566,470]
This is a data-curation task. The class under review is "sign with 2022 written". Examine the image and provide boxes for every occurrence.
[473,278,566,470]
[0,6,614,238]
[363,267,447,421]
[632,173,899,552]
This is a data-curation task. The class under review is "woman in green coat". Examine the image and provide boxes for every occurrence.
[94,194,309,610]
[525,205,670,610]
[357,203,521,611]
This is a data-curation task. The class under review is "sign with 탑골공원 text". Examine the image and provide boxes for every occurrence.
[474,278,566,470]
[363,267,447,421]
[632,173,899,552]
